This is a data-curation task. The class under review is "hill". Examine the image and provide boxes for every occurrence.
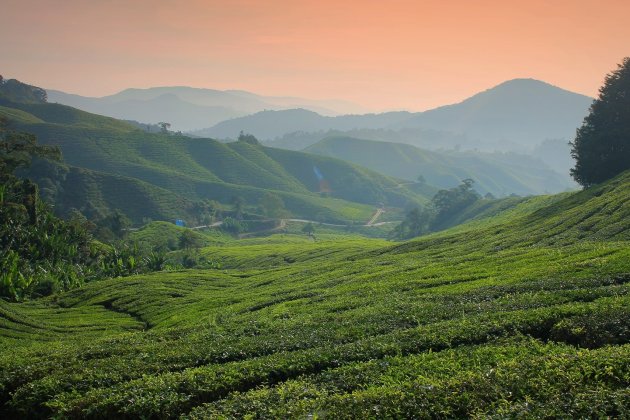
[1,171,628,417]
[0,95,427,224]
[305,136,574,196]
[193,108,413,140]
[47,87,369,131]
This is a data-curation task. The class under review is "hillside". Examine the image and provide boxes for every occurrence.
[0,96,427,224]
[47,87,369,131]
[33,162,202,223]
[1,171,628,417]
[305,136,574,196]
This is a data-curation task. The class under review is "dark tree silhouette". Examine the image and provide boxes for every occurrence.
[158,122,171,134]
[238,131,260,145]
[570,57,630,187]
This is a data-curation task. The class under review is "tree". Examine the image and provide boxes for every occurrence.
[431,178,479,230]
[259,192,287,218]
[570,57,630,187]
[97,209,131,239]
[231,196,244,219]
[238,131,260,145]
[178,229,203,250]
[194,199,218,225]
[221,216,247,235]
[158,122,171,134]
[390,206,432,240]
[302,222,315,237]
[1,118,61,225]
[0,77,47,103]
[0,122,94,300]
[1,117,60,179]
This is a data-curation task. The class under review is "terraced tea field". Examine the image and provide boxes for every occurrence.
[1,172,629,418]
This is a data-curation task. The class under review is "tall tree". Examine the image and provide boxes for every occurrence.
[570,57,630,187]
[231,196,245,219]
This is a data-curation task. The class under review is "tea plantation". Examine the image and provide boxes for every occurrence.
[1,171,629,418]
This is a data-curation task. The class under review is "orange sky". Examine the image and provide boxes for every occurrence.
[2,0,629,111]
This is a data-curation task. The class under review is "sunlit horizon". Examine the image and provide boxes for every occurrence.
[2,0,629,111]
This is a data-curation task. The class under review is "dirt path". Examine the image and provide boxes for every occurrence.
[366,207,385,226]
[190,212,399,231]
[237,219,287,238]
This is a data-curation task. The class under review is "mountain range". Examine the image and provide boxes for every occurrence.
[194,79,592,153]
[47,87,369,131]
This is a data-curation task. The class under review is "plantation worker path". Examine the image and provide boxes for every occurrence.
[366,206,385,226]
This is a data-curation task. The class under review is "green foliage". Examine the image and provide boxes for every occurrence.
[391,179,489,238]
[302,222,315,236]
[571,57,630,186]
[0,124,180,300]
[0,122,96,300]
[128,221,209,251]
[390,206,433,239]
[258,191,288,218]
[237,131,260,145]
[431,178,480,230]
[0,170,628,417]
[143,250,167,271]
[305,135,574,196]
[179,229,204,250]
[95,209,131,240]
[220,217,247,235]
[0,76,47,104]
[0,117,60,179]
[230,195,244,219]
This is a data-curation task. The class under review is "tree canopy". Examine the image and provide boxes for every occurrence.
[0,76,48,103]
[570,57,630,187]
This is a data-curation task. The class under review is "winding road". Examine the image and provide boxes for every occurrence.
[191,206,399,231]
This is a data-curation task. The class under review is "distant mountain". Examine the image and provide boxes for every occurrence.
[47,86,369,131]
[195,78,591,153]
[265,127,468,151]
[305,136,575,196]
[48,90,240,131]
[395,78,593,151]
[194,109,413,140]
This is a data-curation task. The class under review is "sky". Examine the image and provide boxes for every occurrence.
[1,0,629,111]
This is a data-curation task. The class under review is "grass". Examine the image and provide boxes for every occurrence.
[0,171,628,417]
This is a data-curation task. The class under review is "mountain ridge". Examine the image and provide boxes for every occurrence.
[47,86,370,130]
[305,135,574,196]
[194,78,591,152]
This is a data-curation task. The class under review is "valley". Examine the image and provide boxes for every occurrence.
[1,50,629,418]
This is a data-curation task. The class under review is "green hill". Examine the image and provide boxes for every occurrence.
[305,135,574,196]
[0,97,429,224]
[1,171,628,417]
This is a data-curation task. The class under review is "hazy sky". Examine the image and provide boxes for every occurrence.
[2,0,629,111]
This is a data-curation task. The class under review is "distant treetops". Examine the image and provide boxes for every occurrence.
[0,76,48,103]
[571,57,630,187]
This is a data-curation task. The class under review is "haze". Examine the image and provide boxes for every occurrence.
[2,0,629,111]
